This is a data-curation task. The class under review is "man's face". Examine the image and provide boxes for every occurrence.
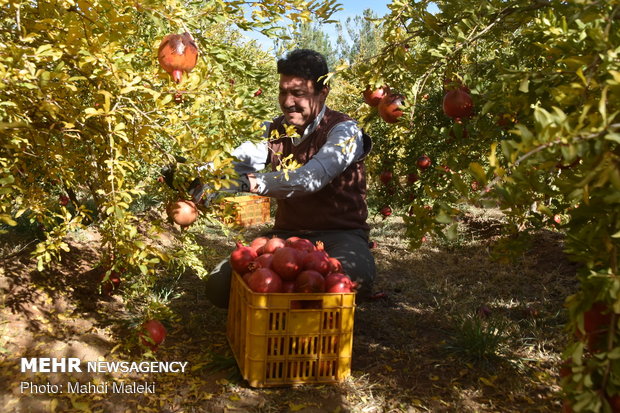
[278,74,329,133]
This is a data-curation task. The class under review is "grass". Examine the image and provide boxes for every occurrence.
[445,311,512,365]
[0,205,578,412]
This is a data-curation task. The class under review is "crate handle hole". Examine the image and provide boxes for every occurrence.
[291,299,323,310]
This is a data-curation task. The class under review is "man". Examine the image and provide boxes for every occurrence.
[204,49,375,308]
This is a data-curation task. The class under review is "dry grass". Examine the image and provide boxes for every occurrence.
[0,207,578,412]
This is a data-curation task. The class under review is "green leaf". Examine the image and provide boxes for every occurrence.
[469,162,488,185]
[445,223,458,240]
[605,132,620,144]
[435,210,452,224]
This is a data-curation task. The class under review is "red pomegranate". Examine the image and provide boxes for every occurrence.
[294,270,325,293]
[271,247,302,281]
[327,257,343,273]
[378,94,405,123]
[380,171,393,185]
[100,270,121,296]
[281,281,296,293]
[417,155,432,170]
[166,200,198,227]
[249,236,269,253]
[263,237,286,254]
[230,241,258,275]
[139,319,167,351]
[327,281,352,293]
[443,87,474,119]
[302,249,331,276]
[286,237,316,253]
[246,268,283,293]
[363,86,390,107]
[325,273,354,290]
[157,32,199,83]
[249,253,273,271]
[580,301,612,351]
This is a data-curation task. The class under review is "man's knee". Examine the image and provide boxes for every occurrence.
[205,259,232,308]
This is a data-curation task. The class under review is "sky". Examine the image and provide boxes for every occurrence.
[241,1,392,53]
[332,1,391,20]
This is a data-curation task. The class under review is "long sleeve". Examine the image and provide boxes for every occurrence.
[251,120,364,198]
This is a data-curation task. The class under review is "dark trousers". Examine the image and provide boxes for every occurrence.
[205,228,376,308]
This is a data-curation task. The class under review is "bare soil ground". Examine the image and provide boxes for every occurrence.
[0,207,579,412]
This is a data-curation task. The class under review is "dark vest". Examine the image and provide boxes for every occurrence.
[267,107,371,231]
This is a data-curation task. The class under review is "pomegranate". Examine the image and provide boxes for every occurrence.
[230,241,258,275]
[249,236,269,253]
[378,94,404,123]
[407,173,419,184]
[246,268,283,293]
[363,86,389,107]
[285,236,301,244]
[417,155,432,170]
[327,257,343,273]
[139,319,167,351]
[100,270,121,296]
[379,171,393,185]
[263,237,286,254]
[302,249,331,276]
[327,281,352,293]
[580,301,612,351]
[166,200,198,227]
[443,87,474,119]
[271,247,302,281]
[325,273,354,290]
[286,237,316,253]
[380,206,392,217]
[281,281,295,293]
[249,253,273,271]
[294,270,325,293]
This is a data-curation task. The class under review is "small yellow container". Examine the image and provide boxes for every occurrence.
[221,195,271,227]
[226,272,356,387]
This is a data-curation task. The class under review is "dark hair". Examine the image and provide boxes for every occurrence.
[277,49,329,93]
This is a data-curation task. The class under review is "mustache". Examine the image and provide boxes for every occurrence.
[283,105,301,113]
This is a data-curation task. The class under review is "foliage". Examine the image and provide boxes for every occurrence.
[341,0,619,410]
[336,8,384,64]
[275,21,338,67]
[0,0,340,310]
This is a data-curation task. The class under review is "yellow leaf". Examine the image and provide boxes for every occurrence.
[429,374,440,381]
[49,398,58,412]
[479,376,497,387]
[489,142,498,167]
[229,394,240,401]
[289,403,307,411]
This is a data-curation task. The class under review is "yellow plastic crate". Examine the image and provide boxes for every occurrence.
[222,195,271,227]
[226,272,356,388]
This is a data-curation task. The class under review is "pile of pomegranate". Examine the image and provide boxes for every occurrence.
[230,236,357,294]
